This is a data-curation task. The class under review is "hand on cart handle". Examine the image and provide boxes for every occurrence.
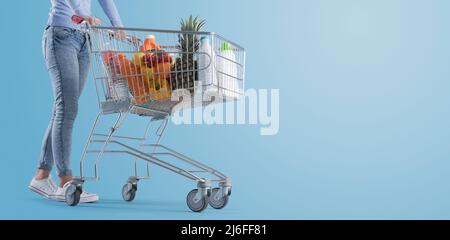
[107,29,140,44]
[72,15,101,26]
[72,15,141,45]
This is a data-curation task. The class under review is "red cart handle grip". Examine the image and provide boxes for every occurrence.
[72,15,86,25]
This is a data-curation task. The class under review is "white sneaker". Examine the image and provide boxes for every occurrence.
[51,181,99,203]
[28,176,57,199]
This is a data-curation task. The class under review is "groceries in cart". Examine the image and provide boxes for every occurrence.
[99,15,243,106]
[101,37,172,105]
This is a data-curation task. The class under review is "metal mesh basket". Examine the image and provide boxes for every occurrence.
[87,26,245,115]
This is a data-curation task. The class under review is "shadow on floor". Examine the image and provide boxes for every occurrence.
[30,197,239,216]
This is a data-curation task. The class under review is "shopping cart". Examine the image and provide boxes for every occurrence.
[66,16,245,212]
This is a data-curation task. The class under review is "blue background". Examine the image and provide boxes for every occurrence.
[1,0,450,219]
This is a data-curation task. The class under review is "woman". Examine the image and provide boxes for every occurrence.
[28,0,125,203]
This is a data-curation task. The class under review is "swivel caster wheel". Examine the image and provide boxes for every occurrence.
[209,188,229,209]
[122,182,137,202]
[186,189,209,212]
[65,183,82,206]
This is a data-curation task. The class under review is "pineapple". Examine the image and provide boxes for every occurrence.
[171,15,206,92]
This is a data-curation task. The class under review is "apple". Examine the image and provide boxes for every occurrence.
[142,50,172,68]
[141,52,154,68]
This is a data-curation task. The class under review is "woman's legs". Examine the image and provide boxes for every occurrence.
[37,29,56,181]
[37,27,89,187]
[57,32,91,187]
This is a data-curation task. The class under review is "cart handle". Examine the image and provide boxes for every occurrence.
[71,15,141,45]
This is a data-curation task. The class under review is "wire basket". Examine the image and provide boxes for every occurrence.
[87,26,245,115]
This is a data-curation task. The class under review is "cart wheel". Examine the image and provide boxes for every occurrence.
[65,183,82,207]
[122,182,137,202]
[209,188,229,209]
[186,189,209,212]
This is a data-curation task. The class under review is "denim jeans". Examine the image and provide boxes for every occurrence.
[39,26,91,177]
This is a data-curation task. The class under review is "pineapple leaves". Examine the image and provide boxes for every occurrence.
[177,15,207,58]
[172,15,206,91]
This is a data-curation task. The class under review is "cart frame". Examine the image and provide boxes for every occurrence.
[65,20,244,212]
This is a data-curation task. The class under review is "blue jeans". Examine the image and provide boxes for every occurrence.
[39,26,91,177]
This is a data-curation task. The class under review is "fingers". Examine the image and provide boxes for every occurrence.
[115,30,127,41]
[92,17,101,26]
[85,16,101,26]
